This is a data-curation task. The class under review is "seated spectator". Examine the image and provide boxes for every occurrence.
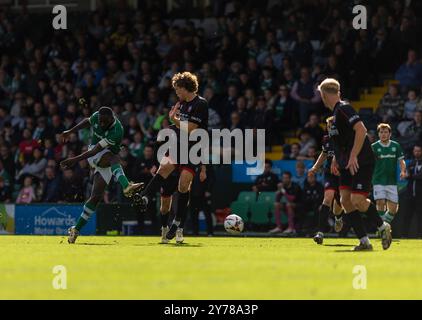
[16,176,36,204]
[270,171,302,234]
[252,159,279,193]
[298,129,316,158]
[272,85,297,130]
[16,148,47,181]
[60,168,84,203]
[41,167,61,202]
[129,131,145,158]
[304,114,324,145]
[19,128,40,157]
[377,84,405,123]
[297,145,318,161]
[395,49,422,89]
[403,89,419,120]
[398,110,422,156]
[283,143,300,160]
[0,177,11,203]
[290,67,321,126]
[300,174,324,235]
[292,160,307,189]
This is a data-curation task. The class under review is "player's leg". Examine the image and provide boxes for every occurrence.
[68,173,107,243]
[160,195,172,243]
[374,184,387,217]
[269,192,283,233]
[350,165,391,250]
[382,186,399,223]
[314,189,335,245]
[136,162,176,210]
[333,194,344,232]
[339,170,372,251]
[282,196,296,234]
[159,173,179,242]
[166,167,194,242]
[98,152,143,197]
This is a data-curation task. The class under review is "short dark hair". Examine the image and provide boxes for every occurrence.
[99,106,113,117]
[171,72,199,93]
[265,159,273,167]
[282,171,292,178]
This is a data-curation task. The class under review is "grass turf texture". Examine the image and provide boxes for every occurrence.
[1,236,422,299]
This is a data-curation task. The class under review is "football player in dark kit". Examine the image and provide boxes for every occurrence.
[134,72,209,242]
[317,78,392,251]
[308,116,344,245]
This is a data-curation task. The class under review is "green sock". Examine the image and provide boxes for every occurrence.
[383,211,395,223]
[75,202,96,231]
[111,163,129,189]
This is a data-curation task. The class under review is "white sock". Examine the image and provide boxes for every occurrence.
[360,236,370,245]
[378,221,387,232]
[173,220,181,227]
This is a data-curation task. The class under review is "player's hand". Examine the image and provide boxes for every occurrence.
[169,102,180,121]
[60,130,72,143]
[60,158,77,169]
[308,166,318,177]
[331,157,340,176]
[400,170,407,180]
[346,154,359,176]
[199,169,207,182]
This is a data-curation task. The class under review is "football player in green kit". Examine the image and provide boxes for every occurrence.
[60,100,143,243]
[372,123,407,224]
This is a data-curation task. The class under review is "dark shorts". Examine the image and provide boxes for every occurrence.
[339,163,374,195]
[160,172,179,198]
[323,172,339,192]
[162,152,198,177]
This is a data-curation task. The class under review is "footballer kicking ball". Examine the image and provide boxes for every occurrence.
[224,214,244,234]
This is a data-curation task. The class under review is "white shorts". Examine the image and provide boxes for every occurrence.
[373,185,398,203]
[87,145,113,184]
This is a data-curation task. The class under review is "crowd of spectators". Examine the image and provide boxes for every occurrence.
[0,0,421,219]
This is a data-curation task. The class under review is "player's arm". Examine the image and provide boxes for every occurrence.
[347,121,367,175]
[60,143,104,169]
[309,151,327,176]
[397,144,407,179]
[61,118,91,143]
[169,100,205,133]
[61,99,92,142]
[399,158,407,179]
[172,116,199,133]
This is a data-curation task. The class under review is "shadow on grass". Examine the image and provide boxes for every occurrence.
[323,244,355,247]
[132,242,204,248]
[333,249,375,253]
[76,242,117,246]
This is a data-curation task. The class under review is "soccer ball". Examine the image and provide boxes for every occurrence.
[224,214,244,234]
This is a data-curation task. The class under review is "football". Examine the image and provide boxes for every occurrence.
[224,214,244,234]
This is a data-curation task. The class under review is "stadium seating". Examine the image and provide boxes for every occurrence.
[257,192,276,204]
[249,202,271,224]
[230,201,249,222]
[237,191,257,204]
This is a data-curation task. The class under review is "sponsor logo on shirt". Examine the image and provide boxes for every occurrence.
[379,154,396,159]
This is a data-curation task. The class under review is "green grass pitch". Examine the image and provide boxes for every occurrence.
[1,235,422,299]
